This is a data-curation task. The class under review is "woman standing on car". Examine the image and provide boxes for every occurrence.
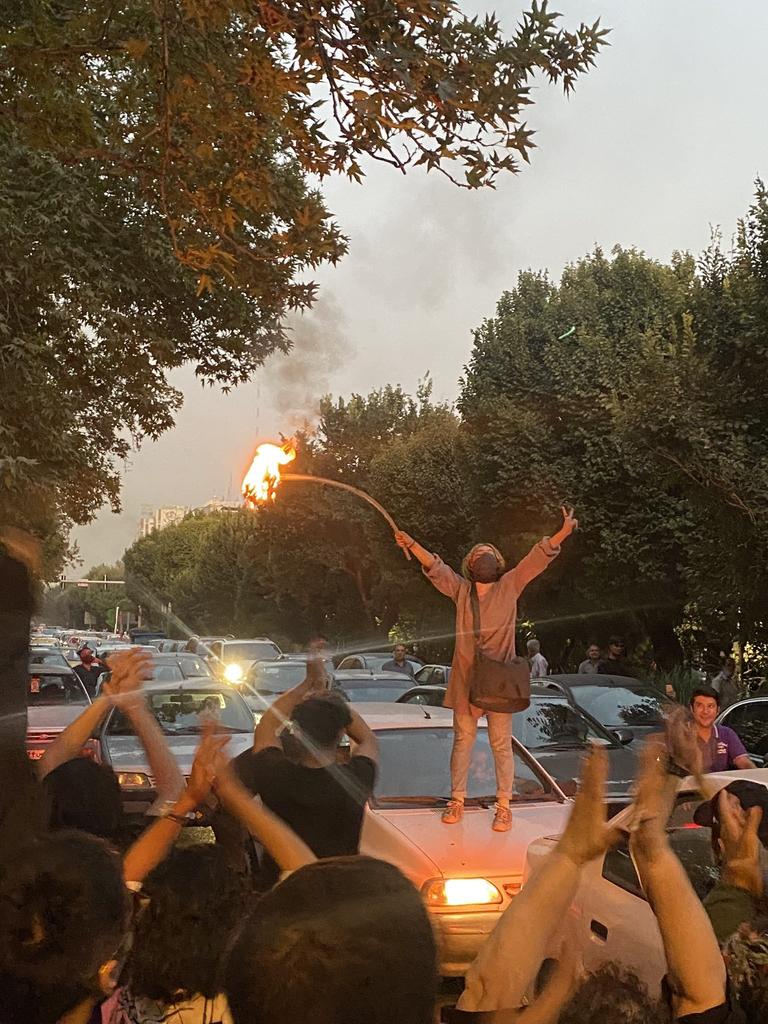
[394,507,578,833]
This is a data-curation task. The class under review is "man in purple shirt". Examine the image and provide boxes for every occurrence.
[690,687,756,773]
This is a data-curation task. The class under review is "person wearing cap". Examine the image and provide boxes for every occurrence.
[690,687,756,774]
[695,781,768,942]
[597,635,637,678]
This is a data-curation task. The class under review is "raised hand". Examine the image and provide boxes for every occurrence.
[394,530,415,551]
[560,504,579,536]
[629,738,679,855]
[187,724,231,807]
[558,746,622,867]
[105,648,154,702]
[718,791,763,896]
[305,638,330,692]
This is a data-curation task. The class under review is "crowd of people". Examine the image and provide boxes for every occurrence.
[3,531,768,1024]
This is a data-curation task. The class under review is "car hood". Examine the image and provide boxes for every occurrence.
[28,705,87,731]
[531,745,639,797]
[103,733,253,774]
[363,800,571,883]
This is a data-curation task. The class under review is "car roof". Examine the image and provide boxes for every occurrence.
[28,664,76,676]
[220,637,276,644]
[544,674,654,688]
[352,702,457,728]
[334,671,411,682]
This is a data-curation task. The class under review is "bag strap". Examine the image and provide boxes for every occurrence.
[469,583,483,653]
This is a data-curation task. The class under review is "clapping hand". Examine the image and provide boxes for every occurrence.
[558,746,622,867]
[718,790,764,896]
[305,638,330,693]
[187,723,232,807]
[103,648,153,705]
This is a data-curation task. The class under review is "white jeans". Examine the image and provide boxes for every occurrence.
[450,711,514,801]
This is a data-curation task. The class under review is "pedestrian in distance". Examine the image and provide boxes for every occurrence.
[578,642,603,673]
[395,505,578,833]
[598,635,637,678]
[526,638,548,678]
[381,643,415,678]
[73,645,108,698]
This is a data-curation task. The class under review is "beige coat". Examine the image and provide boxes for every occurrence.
[425,538,560,717]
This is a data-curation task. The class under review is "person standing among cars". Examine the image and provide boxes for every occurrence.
[73,644,108,697]
[394,506,578,833]
[689,687,755,773]
[712,657,741,708]
[578,642,602,673]
[381,643,415,679]
[526,638,548,678]
[597,635,637,678]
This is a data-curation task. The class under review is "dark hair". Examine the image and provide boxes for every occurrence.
[290,693,352,749]
[43,757,125,847]
[559,963,670,1024]
[690,686,721,708]
[224,856,437,1024]
[0,831,129,1024]
[608,635,626,646]
[128,845,251,1004]
[723,929,768,1020]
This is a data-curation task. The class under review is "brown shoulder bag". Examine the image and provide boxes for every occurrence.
[468,583,530,713]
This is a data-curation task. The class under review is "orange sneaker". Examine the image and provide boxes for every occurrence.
[441,799,464,825]
[492,804,512,832]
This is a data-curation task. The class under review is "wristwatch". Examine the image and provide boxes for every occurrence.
[154,798,196,823]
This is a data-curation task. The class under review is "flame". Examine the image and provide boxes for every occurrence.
[242,443,297,506]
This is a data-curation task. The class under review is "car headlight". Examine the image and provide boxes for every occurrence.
[116,772,152,789]
[224,663,244,683]
[422,878,503,907]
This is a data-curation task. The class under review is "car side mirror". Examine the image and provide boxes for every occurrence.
[613,728,634,746]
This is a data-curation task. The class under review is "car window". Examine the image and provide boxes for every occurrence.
[602,842,645,899]
[29,650,68,667]
[415,667,432,684]
[250,662,309,694]
[223,642,281,663]
[337,685,406,703]
[28,673,89,706]
[149,664,184,683]
[107,689,253,735]
[178,656,213,678]
[514,700,612,748]
[573,686,667,728]
[374,728,556,805]
[719,703,768,757]
[403,692,427,705]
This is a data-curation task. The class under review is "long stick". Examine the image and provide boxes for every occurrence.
[280,474,412,560]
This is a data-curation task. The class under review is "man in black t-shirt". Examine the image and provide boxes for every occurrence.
[234,650,378,887]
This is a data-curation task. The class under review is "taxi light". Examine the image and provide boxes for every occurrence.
[224,663,244,683]
[423,878,503,907]
[117,772,151,789]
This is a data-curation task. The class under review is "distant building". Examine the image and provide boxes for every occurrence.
[137,497,240,540]
[137,504,190,539]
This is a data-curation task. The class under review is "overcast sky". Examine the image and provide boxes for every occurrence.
[74,0,768,569]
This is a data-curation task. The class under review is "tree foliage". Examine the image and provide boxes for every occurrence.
[1,1,606,565]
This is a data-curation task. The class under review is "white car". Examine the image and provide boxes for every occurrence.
[356,704,573,975]
[206,637,283,684]
[524,768,768,993]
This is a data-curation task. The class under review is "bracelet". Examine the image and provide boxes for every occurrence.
[162,811,192,826]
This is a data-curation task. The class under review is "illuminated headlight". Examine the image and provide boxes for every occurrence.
[224,663,244,683]
[116,772,151,789]
[422,878,503,907]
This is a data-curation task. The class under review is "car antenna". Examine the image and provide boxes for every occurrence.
[422,706,431,720]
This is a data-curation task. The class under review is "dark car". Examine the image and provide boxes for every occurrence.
[539,674,673,743]
[98,680,254,817]
[399,683,638,801]
[332,671,414,703]
[716,697,768,762]
[240,658,324,715]
[336,652,422,675]
[26,666,95,763]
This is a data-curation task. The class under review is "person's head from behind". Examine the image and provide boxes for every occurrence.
[287,692,352,759]
[43,757,125,847]
[527,638,541,656]
[558,962,670,1024]
[607,635,626,659]
[128,845,250,1005]
[393,643,408,665]
[0,831,129,1024]
[587,643,601,662]
[723,929,768,1020]
[224,856,437,1024]
[690,687,720,730]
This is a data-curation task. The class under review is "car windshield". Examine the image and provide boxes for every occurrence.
[374,728,556,805]
[223,642,281,663]
[29,649,68,667]
[514,699,613,748]
[177,655,213,678]
[249,662,309,694]
[107,689,254,735]
[28,673,89,706]
[149,663,184,683]
[573,685,667,727]
[337,684,407,702]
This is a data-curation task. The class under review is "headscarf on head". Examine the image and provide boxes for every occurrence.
[461,544,506,583]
